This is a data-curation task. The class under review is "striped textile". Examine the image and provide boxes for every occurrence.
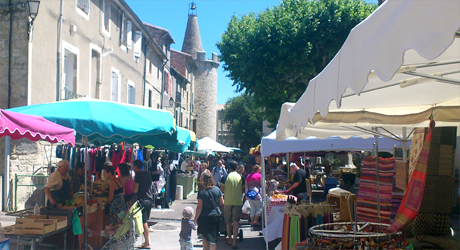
[391,189,404,222]
[281,213,290,250]
[357,156,395,224]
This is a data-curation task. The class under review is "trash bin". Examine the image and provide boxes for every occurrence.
[176,185,183,201]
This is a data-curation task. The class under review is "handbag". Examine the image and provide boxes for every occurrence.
[207,188,222,216]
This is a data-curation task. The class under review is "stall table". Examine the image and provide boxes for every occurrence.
[5,219,70,250]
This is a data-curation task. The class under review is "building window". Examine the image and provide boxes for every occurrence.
[76,0,90,18]
[127,80,135,104]
[62,41,80,100]
[133,30,142,58]
[111,68,121,102]
[64,50,78,100]
[102,0,111,37]
[120,13,126,46]
[148,89,153,107]
[127,20,133,49]
[91,49,101,99]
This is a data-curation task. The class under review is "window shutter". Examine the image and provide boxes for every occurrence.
[128,84,136,104]
[127,21,133,48]
[120,13,125,45]
[77,0,90,14]
[133,30,142,58]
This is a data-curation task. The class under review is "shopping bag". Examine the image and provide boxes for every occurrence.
[72,210,83,235]
[242,200,251,214]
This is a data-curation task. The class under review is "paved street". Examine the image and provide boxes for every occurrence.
[140,192,267,250]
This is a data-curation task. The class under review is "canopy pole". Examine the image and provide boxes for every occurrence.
[373,127,381,224]
[3,136,11,211]
[402,127,408,161]
[261,149,268,250]
[83,136,94,250]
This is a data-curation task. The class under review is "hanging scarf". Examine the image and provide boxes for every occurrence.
[387,120,434,233]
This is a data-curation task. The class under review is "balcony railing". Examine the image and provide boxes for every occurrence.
[63,87,83,100]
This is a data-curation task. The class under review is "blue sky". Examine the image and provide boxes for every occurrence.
[126,0,376,104]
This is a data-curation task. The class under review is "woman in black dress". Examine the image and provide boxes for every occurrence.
[194,170,224,250]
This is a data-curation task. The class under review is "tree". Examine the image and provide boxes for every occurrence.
[224,94,264,153]
[217,0,377,126]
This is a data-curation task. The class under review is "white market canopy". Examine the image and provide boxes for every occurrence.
[277,0,460,141]
[261,130,407,157]
[197,136,232,153]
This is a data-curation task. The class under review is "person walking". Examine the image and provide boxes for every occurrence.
[133,159,154,249]
[245,164,264,226]
[194,170,224,250]
[179,206,196,250]
[211,159,227,187]
[220,161,245,249]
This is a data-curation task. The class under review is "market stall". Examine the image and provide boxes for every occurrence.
[0,109,75,249]
[8,97,177,249]
[271,0,460,249]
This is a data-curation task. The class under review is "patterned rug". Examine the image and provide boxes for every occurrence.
[357,156,395,224]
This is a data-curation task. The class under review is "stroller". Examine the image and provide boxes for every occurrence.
[101,200,144,249]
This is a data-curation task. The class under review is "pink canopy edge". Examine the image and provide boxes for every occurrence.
[0,109,76,146]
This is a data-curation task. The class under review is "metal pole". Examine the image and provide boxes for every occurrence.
[261,148,268,250]
[56,0,64,101]
[4,136,11,211]
[374,127,381,224]
[402,127,408,161]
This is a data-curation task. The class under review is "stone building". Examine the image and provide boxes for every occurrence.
[181,6,219,140]
[0,0,181,211]
[216,104,237,147]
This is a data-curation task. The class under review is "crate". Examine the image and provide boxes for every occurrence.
[14,215,67,235]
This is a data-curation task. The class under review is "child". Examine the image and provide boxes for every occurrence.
[179,206,196,250]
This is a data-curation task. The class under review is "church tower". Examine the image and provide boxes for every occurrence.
[182,2,219,140]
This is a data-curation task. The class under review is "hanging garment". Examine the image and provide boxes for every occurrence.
[412,126,456,239]
[281,213,290,250]
[289,215,300,250]
[136,149,144,162]
[388,122,434,233]
[111,149,123,174]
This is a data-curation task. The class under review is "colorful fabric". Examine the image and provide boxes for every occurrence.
[357,156,395,224]
[388,125,433,233]
[281,213,290,250]
[289,215,300,250]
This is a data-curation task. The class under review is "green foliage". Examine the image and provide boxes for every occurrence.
[217,0,377,126]
[223,94,264,153]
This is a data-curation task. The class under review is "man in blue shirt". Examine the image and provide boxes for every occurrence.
[211,159,227,187]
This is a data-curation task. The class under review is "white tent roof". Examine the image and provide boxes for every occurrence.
[277,0,460,140]
[197,137,232,153]
[261,130,408,157]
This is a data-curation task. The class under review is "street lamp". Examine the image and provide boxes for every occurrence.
[27,1,40,38]
[169,97,174,107]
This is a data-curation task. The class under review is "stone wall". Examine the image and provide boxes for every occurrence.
[194,58,218,140]
[0,0,32,211]
[0,0,29,109]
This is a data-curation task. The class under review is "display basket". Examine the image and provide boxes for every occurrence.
[308,222,402,239]
[292,222,406,249]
